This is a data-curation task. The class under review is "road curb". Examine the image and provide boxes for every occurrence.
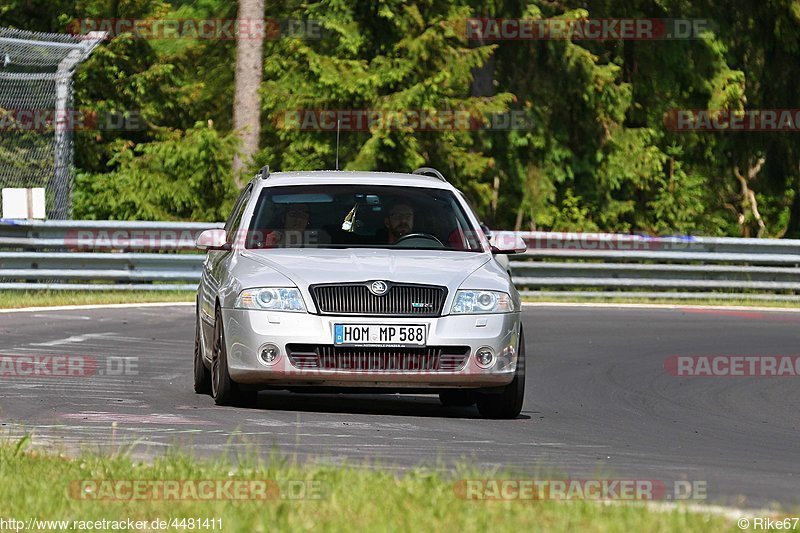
[0,301,194,314]
[522,301,800,313]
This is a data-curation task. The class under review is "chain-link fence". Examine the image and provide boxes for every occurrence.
[0,27,104,219]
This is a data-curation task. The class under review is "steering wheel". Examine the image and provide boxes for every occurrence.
[394,233,445,248]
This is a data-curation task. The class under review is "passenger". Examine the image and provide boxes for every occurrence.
[256,203,310,248]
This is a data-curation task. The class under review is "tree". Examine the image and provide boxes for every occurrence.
[257,0,513,213]
[5,0,798,235]
[74,121,239,221]
[231,0,265,187]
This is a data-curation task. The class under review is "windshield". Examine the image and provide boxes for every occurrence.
[245,184,484,252]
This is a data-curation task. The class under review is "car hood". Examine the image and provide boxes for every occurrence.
[239,248,491,290]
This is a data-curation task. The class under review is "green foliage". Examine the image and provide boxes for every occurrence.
[2,0,799,237]
[258,0,512,207]
[73,121,239,220]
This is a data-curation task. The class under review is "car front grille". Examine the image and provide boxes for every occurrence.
[286,345,470,372]
[310,283,447,317]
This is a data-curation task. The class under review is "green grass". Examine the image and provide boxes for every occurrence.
[0,439,739,532]
[0,290,194,309]
[0,290,795,312]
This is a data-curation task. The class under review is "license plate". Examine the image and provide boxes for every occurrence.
[334,324,427,347]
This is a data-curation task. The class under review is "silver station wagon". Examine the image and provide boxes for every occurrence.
[193,167,528,418]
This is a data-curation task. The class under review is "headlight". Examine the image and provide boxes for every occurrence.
[235,288,306,312]
[450,290,517,314]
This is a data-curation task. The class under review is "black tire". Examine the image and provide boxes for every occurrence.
[439,390,477,407]
[193,312,212,394]
[210,308,257,407]
[477,326,526,419]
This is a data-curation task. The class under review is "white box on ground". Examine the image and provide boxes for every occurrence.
[2,188,46,219]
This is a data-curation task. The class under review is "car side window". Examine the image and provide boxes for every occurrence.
[225,184,253,245]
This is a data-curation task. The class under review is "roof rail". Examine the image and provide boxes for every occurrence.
[412,167,447,182]
[258,165,270,180]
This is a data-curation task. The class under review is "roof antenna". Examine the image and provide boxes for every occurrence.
[335,119,341,170]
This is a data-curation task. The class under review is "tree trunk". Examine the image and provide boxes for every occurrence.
[733,157,766,237]
[232,0,265,188]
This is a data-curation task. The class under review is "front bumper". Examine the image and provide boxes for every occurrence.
[223,309,521,389]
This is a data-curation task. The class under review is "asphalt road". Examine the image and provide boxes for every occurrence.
[1,303,798,508]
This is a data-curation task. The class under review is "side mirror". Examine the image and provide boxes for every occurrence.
[480,223,493,240]
[196,229,230,251]
[489,231,527,254]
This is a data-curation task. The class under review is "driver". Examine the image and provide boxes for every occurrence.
[384,202,414,244]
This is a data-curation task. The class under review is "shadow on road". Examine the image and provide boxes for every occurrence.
[230,391,532,420]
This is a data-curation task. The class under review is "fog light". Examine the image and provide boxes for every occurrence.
[258,343,280,366]
[475,347,495,368]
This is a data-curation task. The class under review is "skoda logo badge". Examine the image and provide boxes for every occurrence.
[370,281,389,296]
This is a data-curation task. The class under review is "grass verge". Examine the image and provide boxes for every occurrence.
[0,290,795,311]
[0,290,194,309]
[0,439,738,532]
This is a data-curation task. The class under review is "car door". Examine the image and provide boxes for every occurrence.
[200,184,253,327]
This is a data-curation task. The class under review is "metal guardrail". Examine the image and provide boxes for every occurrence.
[510,231,800,300]
[1,221,800,300]
[0,219,223,250]
[0,220,217,291]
